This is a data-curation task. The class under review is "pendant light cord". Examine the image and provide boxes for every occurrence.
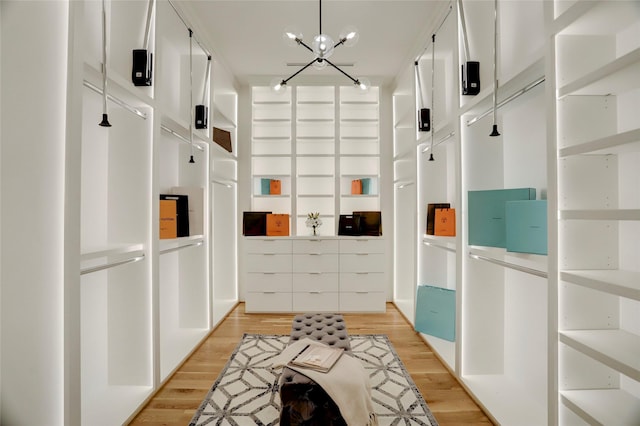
[429,33,435,161]
[99,0,111,127]
[189,28,195,163]
[490,0,500,136]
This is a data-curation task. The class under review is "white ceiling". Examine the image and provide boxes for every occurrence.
[177,0,449,87]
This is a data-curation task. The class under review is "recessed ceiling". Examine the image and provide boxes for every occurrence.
[176,0,448,87]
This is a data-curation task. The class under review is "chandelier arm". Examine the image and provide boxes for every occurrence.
[297,39,315,53]
[333,38,346,49]
[324,58,359,84]
[283,57,320,84]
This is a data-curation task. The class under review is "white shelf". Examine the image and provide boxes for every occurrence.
[558,48,640,98]
[561,270,640,301]
[468,246,548,277]
[422,235,456,253]
[461,374,547,426]
[159,235,204,255]
[560,329,640,381]
[559,128,640,157]
[81,243,144,261]
[560,209,640,221]
[560,389,640,426]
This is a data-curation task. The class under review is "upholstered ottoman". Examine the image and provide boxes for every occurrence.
[279,313,351,426]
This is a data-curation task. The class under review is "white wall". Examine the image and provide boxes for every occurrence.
[1,1,70,424]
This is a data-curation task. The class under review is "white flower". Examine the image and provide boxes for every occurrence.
[305,212,322,228]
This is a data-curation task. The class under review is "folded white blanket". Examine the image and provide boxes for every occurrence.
[271,338,378,426]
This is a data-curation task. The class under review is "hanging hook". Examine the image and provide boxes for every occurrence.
[188,28,195,163]
[99,0,112,127]
[429,33,435,161]
[490,0,500,137]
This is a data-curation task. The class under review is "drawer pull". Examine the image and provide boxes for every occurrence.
[264,253,276,256]
[263,272,276,275]
[356,253,369,256]
[263,291,276,294]
[309,272,322,275]
[356,291,369,294]
[356,272,369,275]
[356,239,369,242]
[309,239,321,242]
[309,253,321,256]
[310,291,321,294]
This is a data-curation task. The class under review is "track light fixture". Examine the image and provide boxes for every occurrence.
[273,0,369,92]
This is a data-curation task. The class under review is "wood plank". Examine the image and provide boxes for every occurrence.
[127,303,495,425]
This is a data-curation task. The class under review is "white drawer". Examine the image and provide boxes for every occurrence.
[293,273,339,292]
[246,253,292,273]
[339,253,385,273]
[292,254,339,273]
[340,272,385,292]
[246,273,292,292]
[246,292,292,312]
[244,238,292,254]
[339,292,386,312]
[293,292,339,312]
[339,238,384,254]
[293,239,339,254]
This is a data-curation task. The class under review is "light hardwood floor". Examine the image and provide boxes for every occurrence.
[128,303,494,425]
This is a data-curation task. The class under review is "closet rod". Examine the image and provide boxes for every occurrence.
[469,253,547,278]
[422,131,455,153]
[211,178,234,188]
[81,254,145,275]
[423,240,456,253]
[395,181,415,189]
[84,80,147,119]
[160,124,205,152]
[159,241,202,255]
[167,0,211,57]
[465,76,545,127]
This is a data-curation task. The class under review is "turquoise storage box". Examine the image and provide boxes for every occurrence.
[361,178,372,195]
[468,188,536,248]
[260,178,271,195]
[506,200,548,255]
[415,284,455,342]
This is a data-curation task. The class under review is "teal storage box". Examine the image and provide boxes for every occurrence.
[260,178,271,195]
[415,284,455,342]
[506,200,547,255]
[361,178,372,195]
[468,188,536,248]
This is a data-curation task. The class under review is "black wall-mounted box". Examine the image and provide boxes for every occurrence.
[462,61,480,95]
[418,108,430,132]
[132,49,152,86]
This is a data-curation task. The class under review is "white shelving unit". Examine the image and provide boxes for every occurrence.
[251,86,293,225]
[392,86,417,322]
[339,86,381,217]
[296,86,336,234]
[0,1,238,423]
[553,1,640,424]
[250,84,381,237]
[414,4,461,372]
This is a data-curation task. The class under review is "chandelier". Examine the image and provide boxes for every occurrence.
[272,0,369,92]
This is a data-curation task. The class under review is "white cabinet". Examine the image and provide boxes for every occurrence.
[243,237,386,312]
[245,238,293,312]
[293,239,339,311]
[552,2,640,424]
[339,239,386,312]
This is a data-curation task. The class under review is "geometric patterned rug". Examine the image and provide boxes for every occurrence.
[189,334,439,425]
